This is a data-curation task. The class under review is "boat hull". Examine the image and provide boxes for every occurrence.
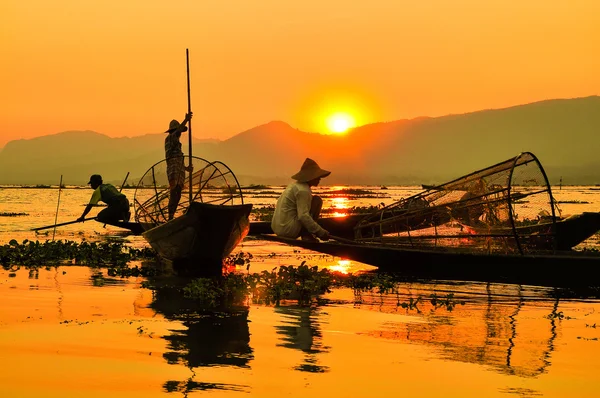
[248,213,364,239]
[255,234,600,288]
[143,202,252,276]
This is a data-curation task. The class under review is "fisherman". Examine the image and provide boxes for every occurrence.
[271,158,331,242]
[77,174,130,223]
[165,112,193,220]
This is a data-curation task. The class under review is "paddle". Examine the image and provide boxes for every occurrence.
[328,235,358,245]
[31,217,97,232]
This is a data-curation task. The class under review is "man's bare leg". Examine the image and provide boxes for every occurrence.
[168,185,182,220]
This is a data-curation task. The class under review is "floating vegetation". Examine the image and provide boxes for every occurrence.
[0,212,28,217]
[251,205,275,222]
[179,263,334,307]
[0,239,157,269]
[242,184,269,190]
[322,205,382,215]
[320,188,390,198]
[145,262,466,311]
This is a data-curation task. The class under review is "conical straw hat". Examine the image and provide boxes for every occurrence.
[291,158,331,183]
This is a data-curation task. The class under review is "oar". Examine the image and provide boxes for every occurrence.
[328,235,358,245]
[31,217,97,232]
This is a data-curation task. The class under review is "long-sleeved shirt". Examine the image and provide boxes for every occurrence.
[271,182,327,238]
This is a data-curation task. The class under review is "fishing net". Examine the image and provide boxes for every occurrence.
[354,152,557,254]
[133,156,245,229]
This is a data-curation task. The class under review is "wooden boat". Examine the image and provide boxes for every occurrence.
[250,152,600,287]
[142,201,251,275]
[131,51,254,276]
[134,157,252,276]
[98,219,145,235]
[254,234,600,288]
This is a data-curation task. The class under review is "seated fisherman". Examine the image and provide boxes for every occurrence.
[271,158,331,242]
[77,174,131,223]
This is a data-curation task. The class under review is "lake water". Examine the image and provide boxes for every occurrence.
[1,185,600,397]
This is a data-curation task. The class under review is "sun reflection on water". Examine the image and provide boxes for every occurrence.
[326,260,351,274]
[330,197,349,217]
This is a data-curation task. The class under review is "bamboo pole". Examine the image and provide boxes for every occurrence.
[32,217,96,232]
[186,48,193,205]
[52,175,63,240]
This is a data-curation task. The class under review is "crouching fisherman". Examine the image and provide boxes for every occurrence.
[271,158,331,242]
[78,174,131,223]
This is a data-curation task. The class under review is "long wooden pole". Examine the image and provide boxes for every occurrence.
[32,217,96,232]
[186,48,193,205]
[52,175,63,241]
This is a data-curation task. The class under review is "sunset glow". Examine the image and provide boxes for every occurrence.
[1,1,599,148]
[326,113,356,134]
[330,197,350,217]
[327,260,352,274]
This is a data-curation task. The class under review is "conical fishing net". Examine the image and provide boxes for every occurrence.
[355,152,557,254]
[133,156,245,229]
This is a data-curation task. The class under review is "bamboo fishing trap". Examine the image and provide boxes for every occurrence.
[355,152,560,254]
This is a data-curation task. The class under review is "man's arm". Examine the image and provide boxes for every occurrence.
[77,204,94,221]
[178,112,193,132]
[77,189,101,221]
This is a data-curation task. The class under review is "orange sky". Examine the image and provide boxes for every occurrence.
[1,0,599,147]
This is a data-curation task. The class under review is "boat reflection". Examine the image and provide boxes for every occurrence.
[275,306,330,373]
[357,281,562,378]
[149,281,253,393]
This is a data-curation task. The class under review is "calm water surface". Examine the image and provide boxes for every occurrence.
[1,186,600,397]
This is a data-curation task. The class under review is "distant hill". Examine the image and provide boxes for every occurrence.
[1,96,599,185]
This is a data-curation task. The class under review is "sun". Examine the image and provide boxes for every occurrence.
[326,112,355,134]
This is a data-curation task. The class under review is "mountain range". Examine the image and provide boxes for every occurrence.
[1,96,599,186]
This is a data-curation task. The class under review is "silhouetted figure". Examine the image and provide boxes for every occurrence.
[78,174,130,223]
[271,158,331,242]
[165,112,192,220]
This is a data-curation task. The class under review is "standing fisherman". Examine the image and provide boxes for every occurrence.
[165,112,193,220]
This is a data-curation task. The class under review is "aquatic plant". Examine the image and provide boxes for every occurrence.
[242,184,269,190]
[0,239,157,269]
[179,262,338,308]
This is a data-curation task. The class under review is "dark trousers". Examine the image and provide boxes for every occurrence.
[168,185,183,220]
[97,197,130,223]
[299,196,323,237]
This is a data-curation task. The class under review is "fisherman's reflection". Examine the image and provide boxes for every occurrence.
[275,306,330,373]
[150,283,253,393]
